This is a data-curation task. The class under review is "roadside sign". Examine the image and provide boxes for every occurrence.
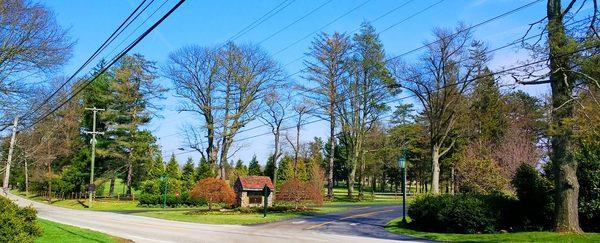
[263,184,271,217]
[88,183,96,192]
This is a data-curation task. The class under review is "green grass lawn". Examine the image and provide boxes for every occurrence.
[134,206,349,225]
[36,219,126,243]
[385,217,600,242]
[327,187,413,206]
[135,210,302,224]
[13,186,408,225]
[97,179,139,197]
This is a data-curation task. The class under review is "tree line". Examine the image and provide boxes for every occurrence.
[1,0,598,233]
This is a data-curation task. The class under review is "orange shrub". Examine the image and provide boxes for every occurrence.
[276,178,323,208]
[190,178,235,209]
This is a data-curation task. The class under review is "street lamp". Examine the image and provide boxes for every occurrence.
[398,153,407,224]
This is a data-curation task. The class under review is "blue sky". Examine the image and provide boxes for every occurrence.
[42,0,560,166]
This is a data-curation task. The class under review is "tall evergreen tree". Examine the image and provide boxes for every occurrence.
[264,155,276,181]
[338,22,393,198]
[234,159,248,176]
[248,155,262,176]
[195,156,213,180]
[166,154,181,180]
[182,157,196,190]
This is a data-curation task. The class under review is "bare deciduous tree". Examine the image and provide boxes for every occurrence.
[164,46,220,172]
[259,87,290,186]
[303,32,352,199]
[285,99,312,178]
[391,25,485,194]
[0,0,73,128]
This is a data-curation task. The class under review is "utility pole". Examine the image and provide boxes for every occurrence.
[2,117,19,195]
[85,107,104,207]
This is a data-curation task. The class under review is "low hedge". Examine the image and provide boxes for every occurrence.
[408,193,517,234]
[0,196,42,242]
[138,192,206,207]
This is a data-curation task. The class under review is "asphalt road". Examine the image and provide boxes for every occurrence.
[8,193,426,243]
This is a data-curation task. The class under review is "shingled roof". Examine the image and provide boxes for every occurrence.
[236,176,274,191]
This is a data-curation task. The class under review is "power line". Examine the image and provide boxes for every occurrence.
[228,0,296,42]
[233,0,542,136]
[20,0,186,132]
[379,0,445,34]
[386,0,543,62]
[281,0,435,67]
[158,0,545,147]
[23,0,153,121]
[256,0,333,46]
[172,43,600,157]
[271,0,378,57]
[101,0,170,61]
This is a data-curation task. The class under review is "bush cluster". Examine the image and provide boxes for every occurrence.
[0,196,42,242]
[138,192,206,207]
[408,193,513,233]
[408,164,557,234]
[512,164,554,230]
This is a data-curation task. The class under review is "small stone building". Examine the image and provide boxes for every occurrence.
[234,176,274,208]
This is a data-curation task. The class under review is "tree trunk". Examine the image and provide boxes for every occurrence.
[431,145,441,194]
[327,114,335,200]
[219,139,230,180]
[294,124,300,178]
[126,160,133,196]
[108,176,116,197]
[272,129,280,186]
[47,165,52,203]
[347,155,356,198]
[25,160,29,195]
[547,0,582,233]
[451,166,455,194]
[358,151,366,199]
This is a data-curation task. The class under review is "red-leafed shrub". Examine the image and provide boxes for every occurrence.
[276,178,323,208]
[190,178,235,209]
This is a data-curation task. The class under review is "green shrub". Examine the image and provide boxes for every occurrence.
[408,194,499,233]
[0,196,42,242]
[512,164,554,230]
[138,192,205,207]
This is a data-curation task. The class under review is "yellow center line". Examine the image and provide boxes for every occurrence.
[304,209,394,230]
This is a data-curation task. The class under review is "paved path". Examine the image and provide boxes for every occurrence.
[8,193,425,243]
[257,205,422,241]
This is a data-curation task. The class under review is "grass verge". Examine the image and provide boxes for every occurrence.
[36,219,128,243]
[134,206,349,225]
[385,217,600,242]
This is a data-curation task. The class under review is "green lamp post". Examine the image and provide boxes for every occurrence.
[160,173,168,209]
[398,153,407,224]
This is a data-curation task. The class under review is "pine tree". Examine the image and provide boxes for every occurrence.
[195,156,214,180]
[265,155,275,181]
[166,153,181,180]
[248,155,262,176]
[182,157,196,190]
[147,153,165,178]
[234,159,248,176]
[277,155,294,183]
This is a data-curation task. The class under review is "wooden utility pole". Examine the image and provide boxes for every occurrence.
[2,117,19,194]
[85,107,104,207]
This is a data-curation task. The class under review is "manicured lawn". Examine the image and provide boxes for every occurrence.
[135,206,349,225]
[13,190,193,212]
[97,179,138,197]
[385,217,600,242]
[327,187,413,206]
[135,210,302,224]
[36,219,126,243]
